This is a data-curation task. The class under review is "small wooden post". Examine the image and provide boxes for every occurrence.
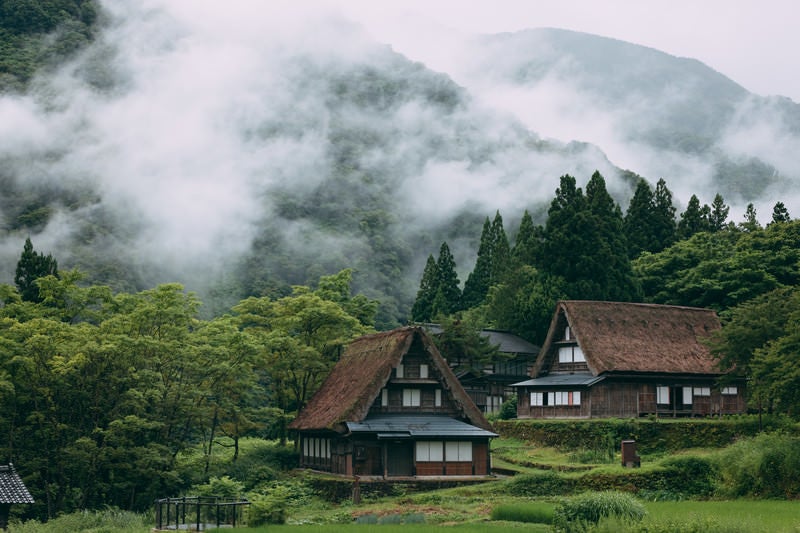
[352,475,361,504]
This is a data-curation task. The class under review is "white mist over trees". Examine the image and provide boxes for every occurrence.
[2,1,800,325]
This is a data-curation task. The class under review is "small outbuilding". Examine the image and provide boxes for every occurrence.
[0,464,34,529]
[289,326,497,478]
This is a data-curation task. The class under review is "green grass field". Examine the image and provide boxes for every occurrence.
[209,499,800,532]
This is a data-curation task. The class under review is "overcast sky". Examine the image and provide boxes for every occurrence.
[321,0,800,102]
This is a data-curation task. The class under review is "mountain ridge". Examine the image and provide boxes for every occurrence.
[1,6,798,326]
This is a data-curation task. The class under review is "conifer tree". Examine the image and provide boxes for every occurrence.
[411,255,438,322]
[623,179,656,257]
[462,211,511,310]
[541,174,588,284]
[14,237,59,302]
[431,242,461,317]
[709,193,730,232]
[542,172,638,301]
[462,218,493,309]
[677,194,709,239]
[488,211,510,284]
[511,209,541,267]
[652,178,677,250]
[584,171,638,301]
[739,203,762,232]
[770,201,791,225]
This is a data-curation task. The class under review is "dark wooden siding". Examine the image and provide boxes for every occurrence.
[517,381,747,419]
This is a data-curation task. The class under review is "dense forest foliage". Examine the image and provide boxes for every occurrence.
[0,262,375,519]
[412,171,800,417]
[0,0,98,91]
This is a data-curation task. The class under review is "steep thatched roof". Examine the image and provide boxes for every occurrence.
[533,301,723,376]
[289,326,492,432]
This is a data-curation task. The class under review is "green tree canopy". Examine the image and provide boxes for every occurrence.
[411,255,438,322]
[624,179,657,257]
[431,242,461,317]
[462,211,510,309]
[677,194,711,239]
[709,193,731,232]
[14,237,59,302]
[634,219,800,311]
[770,201,791,225]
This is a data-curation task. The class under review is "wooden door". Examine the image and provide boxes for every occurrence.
[386,441,413,477]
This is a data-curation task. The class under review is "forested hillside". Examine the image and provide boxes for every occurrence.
[410,170,800,416]
[3,3,800,327]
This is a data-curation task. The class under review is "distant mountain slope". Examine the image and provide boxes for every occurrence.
[3,12,800,325]
[459,28,800,202]
[0,7,622,326]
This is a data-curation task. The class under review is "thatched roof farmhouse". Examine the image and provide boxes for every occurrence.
[514,301,746,418]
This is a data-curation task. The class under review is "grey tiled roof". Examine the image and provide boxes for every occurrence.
[481,330,539,355]
[512,373,606,388]
[0,464,34,504]
[346,415,498,438]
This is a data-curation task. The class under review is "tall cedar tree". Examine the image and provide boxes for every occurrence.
[770,201,791,225]
[623,179,657,257]
[541,172,638,301]
[411,254,438,322]
[431,242,461,317]
[709,193,730,231]
[677,194,710,239]
[462,212,511,309]
[15,237,58,302]
[540,174,588,283]
[652,178,677,250]
[584,171,639,301]
[489,212,510,283]
[461,218,493,309]
[511,209,541,267]
[739,203,762,232]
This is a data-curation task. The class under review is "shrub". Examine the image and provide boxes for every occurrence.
[7,508,148,533]
[504,470,575,496]
[499,394,518,420]
[491,502,554,524]
[553,491,647,532]
[192,475,245,499]
[247,492,288,526]
[659,455,718,497]
[716,432,800,498]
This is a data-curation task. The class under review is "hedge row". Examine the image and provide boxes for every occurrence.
[503,457,716,499]
[493,415,796,452]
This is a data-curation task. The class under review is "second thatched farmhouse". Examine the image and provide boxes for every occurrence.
[513,301,746,419]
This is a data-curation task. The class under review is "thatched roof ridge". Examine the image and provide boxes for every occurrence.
[289,326,492,432]
[534,300,722,376]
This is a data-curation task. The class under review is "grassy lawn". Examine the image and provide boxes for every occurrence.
[644,500,800,532]
[210,500,800,532]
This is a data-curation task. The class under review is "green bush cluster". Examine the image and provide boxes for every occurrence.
[491,502,555,524]
[6,508,147,533]
[552,491,647,532]
[248,493,288,526]
[504,471,576,496]
[716,433,800,498]
[354,512,425,524]
[494,416,796,453]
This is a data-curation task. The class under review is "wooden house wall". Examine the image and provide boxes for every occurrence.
[302,434,493,477]
[517,381,747,419]
[366,347,461,417]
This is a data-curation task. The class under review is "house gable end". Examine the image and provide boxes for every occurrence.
[290,327,493,432]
